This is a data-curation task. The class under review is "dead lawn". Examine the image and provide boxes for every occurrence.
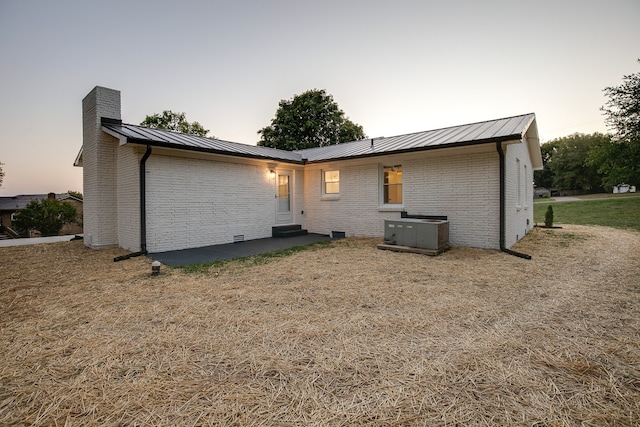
[1,225,639,426]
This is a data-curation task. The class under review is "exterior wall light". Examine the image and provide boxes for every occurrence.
[267,163,277,179]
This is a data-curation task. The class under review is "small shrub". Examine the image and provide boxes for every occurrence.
[544,205,554,227]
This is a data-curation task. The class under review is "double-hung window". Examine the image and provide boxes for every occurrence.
[383,165,403,205]
[516,158,522,209]
[323,170,340,197]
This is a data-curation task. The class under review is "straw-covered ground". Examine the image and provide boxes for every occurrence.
[1,225,639,426]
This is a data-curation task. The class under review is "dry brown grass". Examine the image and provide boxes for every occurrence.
[1,225,639,426]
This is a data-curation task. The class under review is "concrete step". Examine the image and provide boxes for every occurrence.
[272,225,308,238]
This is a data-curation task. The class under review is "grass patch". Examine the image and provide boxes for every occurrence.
[178,239,334,273]
[534,197,640,231]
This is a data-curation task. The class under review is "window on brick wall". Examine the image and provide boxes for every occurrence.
[516,158,522,209]
[524,164,529,209]
[323,170,340,195]
[382,165,403,205]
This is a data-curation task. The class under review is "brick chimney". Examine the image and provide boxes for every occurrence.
[82,86,121,249]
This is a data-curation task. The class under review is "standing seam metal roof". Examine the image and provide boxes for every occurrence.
[297,113,536,162]
[101,113,536,164]
[101,120,304,163]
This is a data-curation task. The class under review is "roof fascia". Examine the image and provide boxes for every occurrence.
[523,117,543,170]
[102,126,129,145]
[73,147,83,167]
[124,138,306,165]
[304,134,523,164]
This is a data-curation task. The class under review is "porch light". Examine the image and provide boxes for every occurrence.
[269,169,276,179]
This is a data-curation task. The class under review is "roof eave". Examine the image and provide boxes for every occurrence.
[73,147,83,167]
[124,138,306,165]
[304,134,523,164]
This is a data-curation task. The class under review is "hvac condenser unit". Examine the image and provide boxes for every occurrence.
[384,219,449,250]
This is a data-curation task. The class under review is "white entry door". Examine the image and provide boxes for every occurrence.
[276,170,293,224]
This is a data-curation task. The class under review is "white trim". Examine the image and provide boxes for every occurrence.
[322,169,340,196]
[379,164,404,208]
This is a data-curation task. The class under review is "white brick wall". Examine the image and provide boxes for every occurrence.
[504,138,535,247]
[116,145,141,251]
[82,87,120,249]
[304,147,502,249]
[82,87,537,253]
[144,155,278,253]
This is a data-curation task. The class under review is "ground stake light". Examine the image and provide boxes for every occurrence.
[151,260,161,276]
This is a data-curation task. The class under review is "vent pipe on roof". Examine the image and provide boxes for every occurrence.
[496,141,532,260]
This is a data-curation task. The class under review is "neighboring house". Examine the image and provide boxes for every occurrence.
[75,86,542,254]
[0,193,83,237]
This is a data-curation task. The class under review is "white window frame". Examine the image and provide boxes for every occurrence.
[321,169,340,200]
[524,164,529,210]
[380,164,403,209]
[516,158,522,210]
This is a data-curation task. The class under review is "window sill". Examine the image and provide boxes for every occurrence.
[321,194,340,201]
[378,205,404,212]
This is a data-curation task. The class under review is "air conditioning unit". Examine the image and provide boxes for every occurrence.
[384,219,449,250]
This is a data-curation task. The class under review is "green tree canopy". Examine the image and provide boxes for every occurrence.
[140,110,209,137]
[533,140,559,189]
[536,133,609,192]
[13,198,78,237]
[590,59,640,187]
[258,89,366,150]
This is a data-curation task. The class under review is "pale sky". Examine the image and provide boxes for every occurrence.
[0,0,638,196]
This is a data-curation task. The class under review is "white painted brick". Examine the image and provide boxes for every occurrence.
[82,86,120,249]
[144,155,279,253]
[304,148,502,249]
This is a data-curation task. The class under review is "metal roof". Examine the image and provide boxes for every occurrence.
[297,113,537,162]
[101,120,304,163]
[101,113,536,164]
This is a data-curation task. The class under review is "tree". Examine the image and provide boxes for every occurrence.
[590,59,640,187]
[0,161,4,187]
[140,110,209,137]
[12,198,77,237]
[537,133,607,192]
[258,89,366,150]
[533,140,560,189]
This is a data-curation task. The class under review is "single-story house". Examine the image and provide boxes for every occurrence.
[75,86,542,255]
[0,193,83,237]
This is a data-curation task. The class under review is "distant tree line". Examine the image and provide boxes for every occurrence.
[535,60,639,193]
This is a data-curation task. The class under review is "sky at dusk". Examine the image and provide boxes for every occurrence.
[0,0,638,196]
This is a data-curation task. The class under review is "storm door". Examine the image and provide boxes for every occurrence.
[276,170,293,224]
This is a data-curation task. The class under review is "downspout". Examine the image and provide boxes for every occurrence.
[114,144,152,262]
[496,141,532,260]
